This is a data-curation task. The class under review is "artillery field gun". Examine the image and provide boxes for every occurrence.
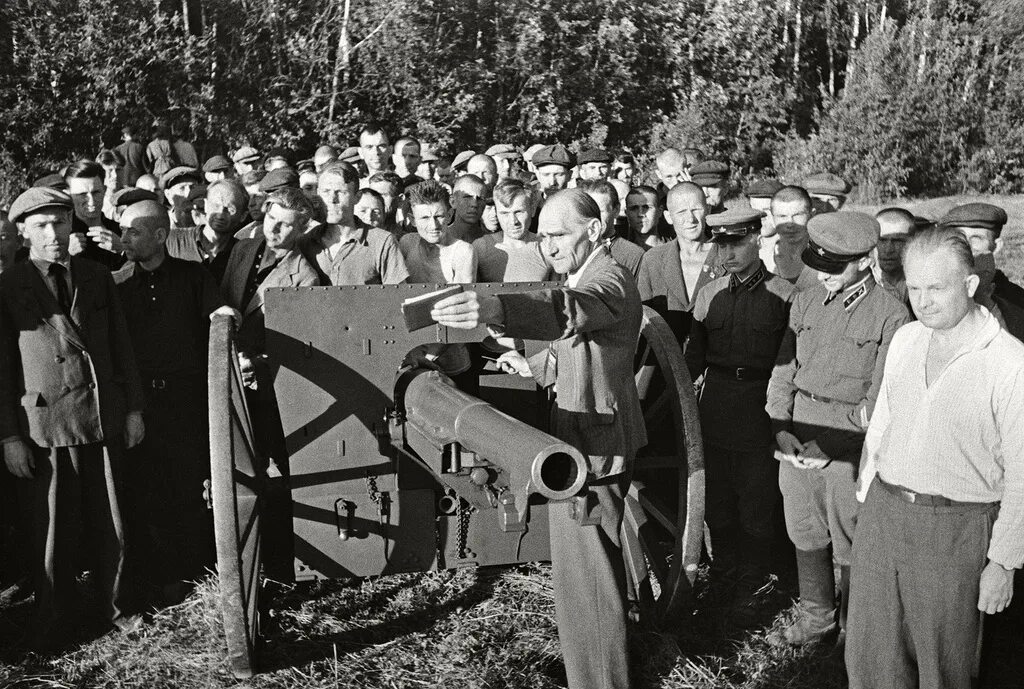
[208,282,706,678]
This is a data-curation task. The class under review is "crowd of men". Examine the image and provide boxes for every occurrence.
[0,120,1021,689]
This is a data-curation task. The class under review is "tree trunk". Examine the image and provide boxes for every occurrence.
[917,0,932,82]
[793,0,802,83]
[327,0,351,129]
[846,6,860,85]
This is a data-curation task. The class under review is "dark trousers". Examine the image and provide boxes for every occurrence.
[779,456,859,565]
[549,471,632,689]
[846,481,997,689]
[705,443,778,541]
[125,378,214,590]
[28,442,127,628]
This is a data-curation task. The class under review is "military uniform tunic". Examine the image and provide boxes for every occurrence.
[767,275,910,563]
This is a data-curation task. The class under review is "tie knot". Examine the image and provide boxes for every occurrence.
[48,262,66,276]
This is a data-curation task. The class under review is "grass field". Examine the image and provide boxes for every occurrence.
[1,195,1022,688]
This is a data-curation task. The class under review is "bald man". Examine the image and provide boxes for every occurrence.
[655,148,688,193]
[114,201,227,606]
[447,174,489,243]
[166,179,247,284]
[638,182,724,341]
[431,189,645,689]
[466,154,498,189]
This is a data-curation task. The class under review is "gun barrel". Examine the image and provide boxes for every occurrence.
[402,370,587,501]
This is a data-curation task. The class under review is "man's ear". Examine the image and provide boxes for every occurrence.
[965,272,981,299]
[858,255,874,272]
[995,237,1004,255]
[586,218,604,243]
[662,209,672,227]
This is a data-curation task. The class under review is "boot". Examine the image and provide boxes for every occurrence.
[728,532,773,627]
[769,547,837,646]
[829,565,851,663]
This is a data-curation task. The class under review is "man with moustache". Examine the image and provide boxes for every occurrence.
[577,149,614,182]
[299,161,408,286]
[531,145,574,201]
[166,179,246,284]
[767,212,910,653]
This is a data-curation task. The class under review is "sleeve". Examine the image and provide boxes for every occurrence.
[683,289,710,381]
[637,253,655,302]
[196,264,225,318]
[856,328,905,502]
[0,286,23,442]
[379,234,410,285]
[988,363,1024,569]
[105,271,145,413]
[766,289,804,436]
[497,268,629,342]
[526,346,556,389]
[816,305,911,459]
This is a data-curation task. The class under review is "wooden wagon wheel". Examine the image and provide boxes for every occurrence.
[209,314,264,679]
[621,306,706,626]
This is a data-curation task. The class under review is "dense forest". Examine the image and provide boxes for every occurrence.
[1,0,1021,202]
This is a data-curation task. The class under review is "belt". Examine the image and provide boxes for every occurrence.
[796,388,848,405]
[877,477,996,508]
[706,364,772,381]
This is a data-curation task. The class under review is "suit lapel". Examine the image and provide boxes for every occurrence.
[662,240,689,308]
[69,258,95,330]
[20,262,87,351]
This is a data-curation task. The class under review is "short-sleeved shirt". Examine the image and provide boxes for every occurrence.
[165,226,238,285]
[473,232,554,282]
[299,222,409,286]
[114,255,223,378]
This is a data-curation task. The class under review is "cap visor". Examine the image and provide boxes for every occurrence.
[800,246,848,274]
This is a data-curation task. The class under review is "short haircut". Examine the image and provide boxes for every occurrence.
[771,185,812,211]
[64,160,104,181]
[876,207,916,233]
[453,174,485,194]
[368,170,403,192]
[493,178,535,209]
[207,179,249,208]
[357,188,385,207]
[359,121,389,143]
[406,180,451,209]
[627,185,661,206]
[394,136,420,150]
[577,179,619,208]
[319,161,360,185]
[263,187,315,220]
[97,149,126,167]
[905,227,975,272]
[655,148,682,169]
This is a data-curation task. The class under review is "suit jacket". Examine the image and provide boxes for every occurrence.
[0,258,144,447]
[220,238,319,356]
[637,239,724,343]
[496,248,645,477]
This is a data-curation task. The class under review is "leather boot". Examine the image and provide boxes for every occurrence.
[769,547,837,646]
[830,565,851,661]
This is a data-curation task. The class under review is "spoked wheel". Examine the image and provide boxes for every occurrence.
[209,314,264,678]
[622,306,706,626]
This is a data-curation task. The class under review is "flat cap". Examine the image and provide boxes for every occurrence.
[32,173,67,190]
[745,178,784,199]
[8,187,73,223]
[232,146,260,164]
[452,150,477,171]
[160,166,202,190]
[202,155,233,173]
[258,167,299,194]
[532,144,575,169]
[186,185,208,204]
[241,170,266,187]
[111,187,158,208]
[707,208,764,242]
[484,144,518,159]
[938,202,1008,237]
[296,159,316,174]
[577,148,613,165]
[524,144,546,166]
[690,160,730,186]
[802,211,879,274]
[339,146,361,164]
[802,172,851,196]
[263,147,293,166]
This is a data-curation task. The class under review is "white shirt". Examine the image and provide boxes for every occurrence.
[859,308,1024,569]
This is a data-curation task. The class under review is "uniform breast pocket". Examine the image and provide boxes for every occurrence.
[838,334,878,379]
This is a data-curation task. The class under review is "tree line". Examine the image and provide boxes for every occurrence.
[1,0,1020,203]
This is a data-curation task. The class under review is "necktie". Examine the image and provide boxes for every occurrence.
[48,262,73,315]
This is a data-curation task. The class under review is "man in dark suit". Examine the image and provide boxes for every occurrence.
[0,187,145,648]
[431,189,644,689]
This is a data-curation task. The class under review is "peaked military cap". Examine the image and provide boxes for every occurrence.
[231,146,260,164]
[802,172,851,197]
[8,187,74,223]
[938,202,1008,238]
[707,208,764,242]
[745,179,784,199]
[160,166,202,190]
[202,155,233,173]
[532,144,575,169]
[258,167,299,194]
[577,148,613,165]
[690,160,730,186]
[802,211,880,274]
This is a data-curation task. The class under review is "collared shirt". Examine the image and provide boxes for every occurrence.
[166,226,238,285]
[859,309,1024,569]
[115,255,223,377]
[687,263,794,449]
[299,221,409,286]
[29,256,73,303]
[767,276,911,459]
[565,246,603,288]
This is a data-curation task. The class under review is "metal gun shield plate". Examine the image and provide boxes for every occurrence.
[208,314,263,679]
[623,306,706,624]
